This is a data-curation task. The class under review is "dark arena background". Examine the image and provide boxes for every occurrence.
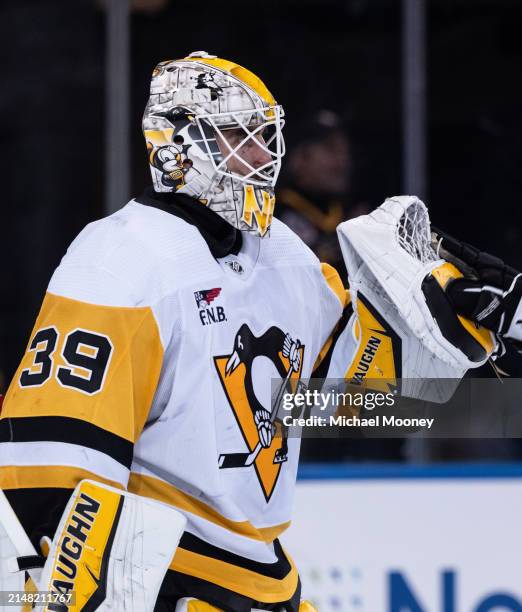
[2,1,522,608]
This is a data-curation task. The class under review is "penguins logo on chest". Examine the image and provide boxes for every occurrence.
[214,324,304,502]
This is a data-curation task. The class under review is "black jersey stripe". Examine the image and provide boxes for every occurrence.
[178,532,291,579]
[0,416,133,468]
[312,302,354,379]
[157,571,254,612]
[157,570,301,612]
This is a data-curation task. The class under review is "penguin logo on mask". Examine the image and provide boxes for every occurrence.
[148,138,194,190]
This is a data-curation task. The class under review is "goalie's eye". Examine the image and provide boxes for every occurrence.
[220,128,244,147]
[260,124,278,147]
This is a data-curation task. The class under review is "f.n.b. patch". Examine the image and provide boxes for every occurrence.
[194,288,227,326]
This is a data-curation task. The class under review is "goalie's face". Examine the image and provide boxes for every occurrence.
[192,105,284,237]
[195,104,285,189]
[216,128,272,178]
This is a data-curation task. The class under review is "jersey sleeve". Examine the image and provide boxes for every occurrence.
[312,263,356,378]
[313,263,400,397]
[0,265,164,548]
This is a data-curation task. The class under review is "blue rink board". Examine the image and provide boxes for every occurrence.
[298,462,522,480]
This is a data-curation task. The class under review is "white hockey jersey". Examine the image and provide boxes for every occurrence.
[0,194,349,604]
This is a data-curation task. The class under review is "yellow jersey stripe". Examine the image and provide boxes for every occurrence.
[0,465,124,491]
[170,547,298,603]
[321,262,348,308]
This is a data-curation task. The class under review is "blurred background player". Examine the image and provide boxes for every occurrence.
[277,110,369,275]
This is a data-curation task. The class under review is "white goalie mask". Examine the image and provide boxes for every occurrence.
[142,51,285,237]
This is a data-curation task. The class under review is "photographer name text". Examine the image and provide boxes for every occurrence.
[282,414,434,429]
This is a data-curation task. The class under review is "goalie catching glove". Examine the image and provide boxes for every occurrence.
[336,196,496,402]
[433,227,522,347]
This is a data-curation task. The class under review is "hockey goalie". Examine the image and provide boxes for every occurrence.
[0,52,511,611]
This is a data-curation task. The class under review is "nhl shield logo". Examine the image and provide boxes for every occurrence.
[224,260,244,275]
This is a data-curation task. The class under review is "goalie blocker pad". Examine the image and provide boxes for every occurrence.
[36,479,186,611]
[337,196,495,403]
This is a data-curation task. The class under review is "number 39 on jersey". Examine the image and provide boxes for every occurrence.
[19,326,113,395]
[3,291,163,446]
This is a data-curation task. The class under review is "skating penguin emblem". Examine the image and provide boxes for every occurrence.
[214,324,304,502]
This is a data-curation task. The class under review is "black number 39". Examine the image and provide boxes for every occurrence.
[19,327,113,395]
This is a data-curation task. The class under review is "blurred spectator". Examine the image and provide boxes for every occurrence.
[276,110,369,276]
[278,111,403,461]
